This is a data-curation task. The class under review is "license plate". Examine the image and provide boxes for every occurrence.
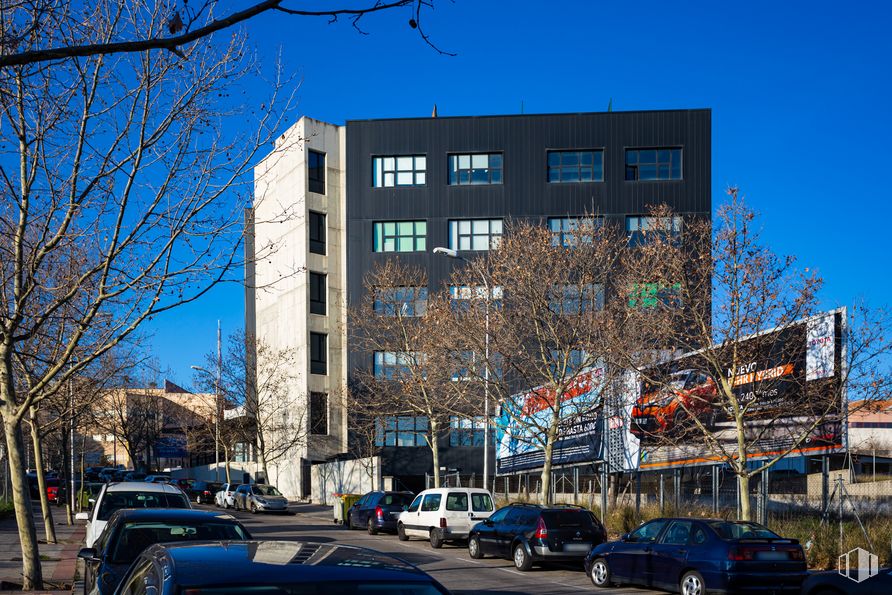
[563,543,591,553]
[756,551,788,561]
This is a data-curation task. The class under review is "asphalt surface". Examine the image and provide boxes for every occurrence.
[198,502,657,595]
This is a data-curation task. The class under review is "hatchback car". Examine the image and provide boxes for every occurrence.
[585,518,806,594]
[469,504,606,570]
[234,483,288,513]
[346,491,415,534]
[78,508,250,595]
[186,480,222,504]
[215,482,242,508]
[398,487,494,548]
[114,540,450,594]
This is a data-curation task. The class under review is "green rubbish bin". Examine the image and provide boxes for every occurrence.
[333,493,362,525]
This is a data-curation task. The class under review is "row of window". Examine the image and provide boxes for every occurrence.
[369,148,682,188]
[372,215,682,253]
[372,348,589,381]
[374,415,496,447]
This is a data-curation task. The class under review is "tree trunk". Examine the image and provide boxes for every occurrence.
[28,409,56,543]
[256,431,269,482]
[738,473,751,521]
[222,444,232,484]
[429,420,440,488]
[2,415,44,590]
[538,412,560,505]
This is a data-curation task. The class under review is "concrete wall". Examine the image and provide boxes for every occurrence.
[169,462,259,484]
[311,456,382,505]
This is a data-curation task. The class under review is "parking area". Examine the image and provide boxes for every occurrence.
[201,503,657,595]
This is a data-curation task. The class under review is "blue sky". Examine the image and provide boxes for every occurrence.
[147,0,892,387]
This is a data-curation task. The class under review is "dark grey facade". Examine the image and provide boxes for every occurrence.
[345,109,711,488]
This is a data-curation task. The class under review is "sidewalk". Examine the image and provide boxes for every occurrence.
[0,502,84,593]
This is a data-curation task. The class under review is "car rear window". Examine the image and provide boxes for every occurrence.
[111,521,248,563]
[471,493,493,512]
[97,491,190,521]
[381,493,414,506]
[707,521,779,540]
[541,510,594,528]
[445,493,468,511]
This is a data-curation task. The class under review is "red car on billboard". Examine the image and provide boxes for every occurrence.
[631,368,719,436]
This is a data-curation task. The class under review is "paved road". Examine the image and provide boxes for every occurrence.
[199,503,657,595]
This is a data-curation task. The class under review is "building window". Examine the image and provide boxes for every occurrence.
[309,211,326,255]
[625,148,682,181]
[549,348,592,375]
[374,286,428,317]
[308,150,325,194]
[450,351,503,382]
[548,216,603,247]
[449,416,495,446]
[372,155,426,187]
[310,332,327,375]
[376,416,429,447]
[547,150,603,183]
[448,153,503,185]
[449,285,503,311]
[549,283,604,314]
[309,272,326,315]
[448,219,503,251]
[373,221,427,252]
[373,351,417,379]
[626,215,683,246]
[310,392,328,435]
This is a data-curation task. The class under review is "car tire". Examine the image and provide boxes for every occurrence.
[680,570,705,595]
[468,535,483,559]
[250,501,258,514]
[429,528,443,549]
[367,519,379,535]
[512,543,532,571]
[590,557,613,588]
[397,523,409,541]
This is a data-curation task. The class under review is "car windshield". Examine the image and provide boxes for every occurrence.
[110,521,247,563]
[184,584,444,594]
[97,491,190,521]
[253,485,282,496]
[708,521,779,540]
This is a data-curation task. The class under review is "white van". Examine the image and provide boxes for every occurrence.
[397,487,494,548]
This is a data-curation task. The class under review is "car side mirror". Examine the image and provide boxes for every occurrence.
[77,548,100,562]
[75,512,89,521]
[621,533,633,542]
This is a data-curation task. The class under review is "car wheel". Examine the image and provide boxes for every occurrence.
[250,501,258,514]
[367,518,379,535]
[429,528,443,549]
[397,523,409,541]
[468,535,483,559]
[680,570,705,595]
[513,543,532,571]
[590,557,613,588]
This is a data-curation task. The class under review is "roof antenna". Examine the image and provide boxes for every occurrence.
[431,104,438,118]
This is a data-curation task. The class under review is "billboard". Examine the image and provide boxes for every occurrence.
[631,309,846,470]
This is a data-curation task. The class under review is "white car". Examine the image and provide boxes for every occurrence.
[397,487,494,548]
[75,481,191,547]
[215,482,242,508]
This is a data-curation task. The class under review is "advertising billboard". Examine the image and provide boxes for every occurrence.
[631,309,846,470]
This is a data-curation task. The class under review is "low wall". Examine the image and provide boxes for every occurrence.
[311,457,382,505]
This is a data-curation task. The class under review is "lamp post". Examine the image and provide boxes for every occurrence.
[191,364,220,482]
[433,246,492,492]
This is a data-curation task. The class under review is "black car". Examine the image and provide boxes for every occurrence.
[186,480,222,504]
[112,540,450,595]
[346,490,415,535]
[468,503,606,571]
[585,517,806,594]
[801,565,891,594]
[78,508,250,595]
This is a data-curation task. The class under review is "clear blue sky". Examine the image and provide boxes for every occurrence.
[147,0,892,387]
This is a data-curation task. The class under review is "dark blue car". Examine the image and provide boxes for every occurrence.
[584,517,806,594]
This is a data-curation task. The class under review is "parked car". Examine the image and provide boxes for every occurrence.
[173,478,194,492]
[215,482,241,508]
[397,487,494,548]
[77,508,251,595]
[631,369,718,436]
[122,471,145,482]
[585,518,806,593]
[114,541,450,594]
[233,483,288,513]
[143,474,172,484]
[76,481,192,548]
[186,480,222,505]
[346,491,415,534]
[98,468,119,483]
[84,467,103,482]
[801,565,892,594]
[468,503,606,571]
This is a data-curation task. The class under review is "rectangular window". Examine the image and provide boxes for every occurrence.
[448,153,503,185]
[310,332,327,375]
[374,286,428,317]
[374,351,417,379]
[310,392,328,435]
[309,272,326,315]
[448,285,503,311]
[309,211,326,255]
[372,155,426,187]
[450,350,503,381]
[626,215,683,246]
[308,150,325,194]
[375,416,429,447]
[448,219,503,251]
[449,416,495,447]
[548,216,603,247]
[373,221,427,252]
[547,150,604,183]
[625,148,682,181]
[549,283,604,314]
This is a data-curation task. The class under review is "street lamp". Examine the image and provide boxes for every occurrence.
[433,246,492,492]
[191,365,220,482]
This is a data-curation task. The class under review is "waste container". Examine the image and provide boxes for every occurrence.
[332,493,361,525]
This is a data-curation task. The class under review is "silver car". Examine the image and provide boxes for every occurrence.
[233,484,288,513]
